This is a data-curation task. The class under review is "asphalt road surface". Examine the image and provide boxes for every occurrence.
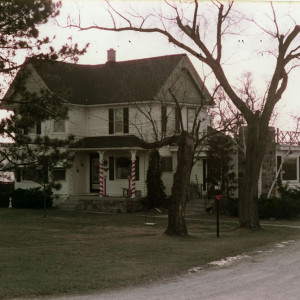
[43,237,300,300]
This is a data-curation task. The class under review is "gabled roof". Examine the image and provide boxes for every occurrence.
[3,53,213,107]
[28,54,187,105]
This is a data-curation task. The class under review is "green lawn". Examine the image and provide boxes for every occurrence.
[0,209,300,299]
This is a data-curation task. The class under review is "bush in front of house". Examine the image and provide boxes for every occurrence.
[227,184,300,219]
[0,190,12,207]
[11,188,53,209]
[258,195,300,219]
[0,183,14,207]
[227,197,239,217]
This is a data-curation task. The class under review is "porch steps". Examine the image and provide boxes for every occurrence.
[185,198,208,216]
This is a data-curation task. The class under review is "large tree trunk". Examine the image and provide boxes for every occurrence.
[165,132,194,236]
[239,122,269,229]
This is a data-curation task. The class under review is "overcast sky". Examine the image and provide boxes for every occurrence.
[1,0,300,131]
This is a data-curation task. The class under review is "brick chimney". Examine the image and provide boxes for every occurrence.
[107,48,116,62]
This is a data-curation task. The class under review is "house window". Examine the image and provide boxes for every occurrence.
[162,106,176,136]
[22,169,38,181]
[53,120,65,133]
[115,109,123,133]
[116,157,131,179]
[282,157,297,181]
[22,166,48,183]
[52,168,66,181]
[25,122,41,135]
[187,108,196,133]
[161,156,173,172]
[109,108,129,134]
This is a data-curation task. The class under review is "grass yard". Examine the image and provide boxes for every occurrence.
[1,209,300,299]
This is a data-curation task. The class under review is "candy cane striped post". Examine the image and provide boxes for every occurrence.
[98,151,104,197]
[131,160,136,198]
[130,150,137,198]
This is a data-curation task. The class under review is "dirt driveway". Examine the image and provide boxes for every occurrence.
[43,236,300,300]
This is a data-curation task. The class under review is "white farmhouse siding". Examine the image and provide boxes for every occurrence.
[68,107,87,137]
[87,106,108,137]
[71,152,90,195]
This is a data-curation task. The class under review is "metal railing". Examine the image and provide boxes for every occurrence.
[276,129,300,145]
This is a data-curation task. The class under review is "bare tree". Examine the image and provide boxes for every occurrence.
[68,0,300,230]
[110,58,213,236]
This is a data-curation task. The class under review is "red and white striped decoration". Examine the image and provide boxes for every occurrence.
[131,160,136,197]
[99,161,104,197]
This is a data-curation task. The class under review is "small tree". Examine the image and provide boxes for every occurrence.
[207,133,237,199]
[0,0,88,217]
[145,150,166,209]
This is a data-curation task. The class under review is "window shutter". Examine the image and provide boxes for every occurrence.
[36,122,41,135]
[109,157,114,180]
[175,107,181,133]
[123,107,129,133]
[136,156,139,181]
[15,168,21,182]
[203,159,207,191]
[109,109,114,134]
[161,106,167,136]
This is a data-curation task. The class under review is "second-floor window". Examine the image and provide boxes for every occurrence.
[53,120,66,133]
[161,105,180,136]
[109,108,129,134]
[187,108,196,133]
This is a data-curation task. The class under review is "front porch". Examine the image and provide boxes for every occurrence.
[60,194,144,213]
[70,136,148,198]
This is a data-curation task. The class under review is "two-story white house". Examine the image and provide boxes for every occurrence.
[3,49,213,207]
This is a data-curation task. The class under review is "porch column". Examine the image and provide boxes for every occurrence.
[130,150,137,198]
[98,151,105,197]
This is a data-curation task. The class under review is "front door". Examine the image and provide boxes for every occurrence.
[90,154,99,192]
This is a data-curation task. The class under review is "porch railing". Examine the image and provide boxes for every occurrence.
[276,129,300,145]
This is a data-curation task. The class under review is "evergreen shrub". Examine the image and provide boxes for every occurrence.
[11,188,53,209]
[0,190,12,207]
[227,197,239,217]
[145,150,166,209]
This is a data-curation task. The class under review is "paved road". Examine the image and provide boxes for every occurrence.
[45,238,300,300]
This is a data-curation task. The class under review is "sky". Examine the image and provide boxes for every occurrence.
[1,0,300,132]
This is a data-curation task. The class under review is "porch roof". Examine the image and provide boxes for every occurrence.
[73,135,146,150]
